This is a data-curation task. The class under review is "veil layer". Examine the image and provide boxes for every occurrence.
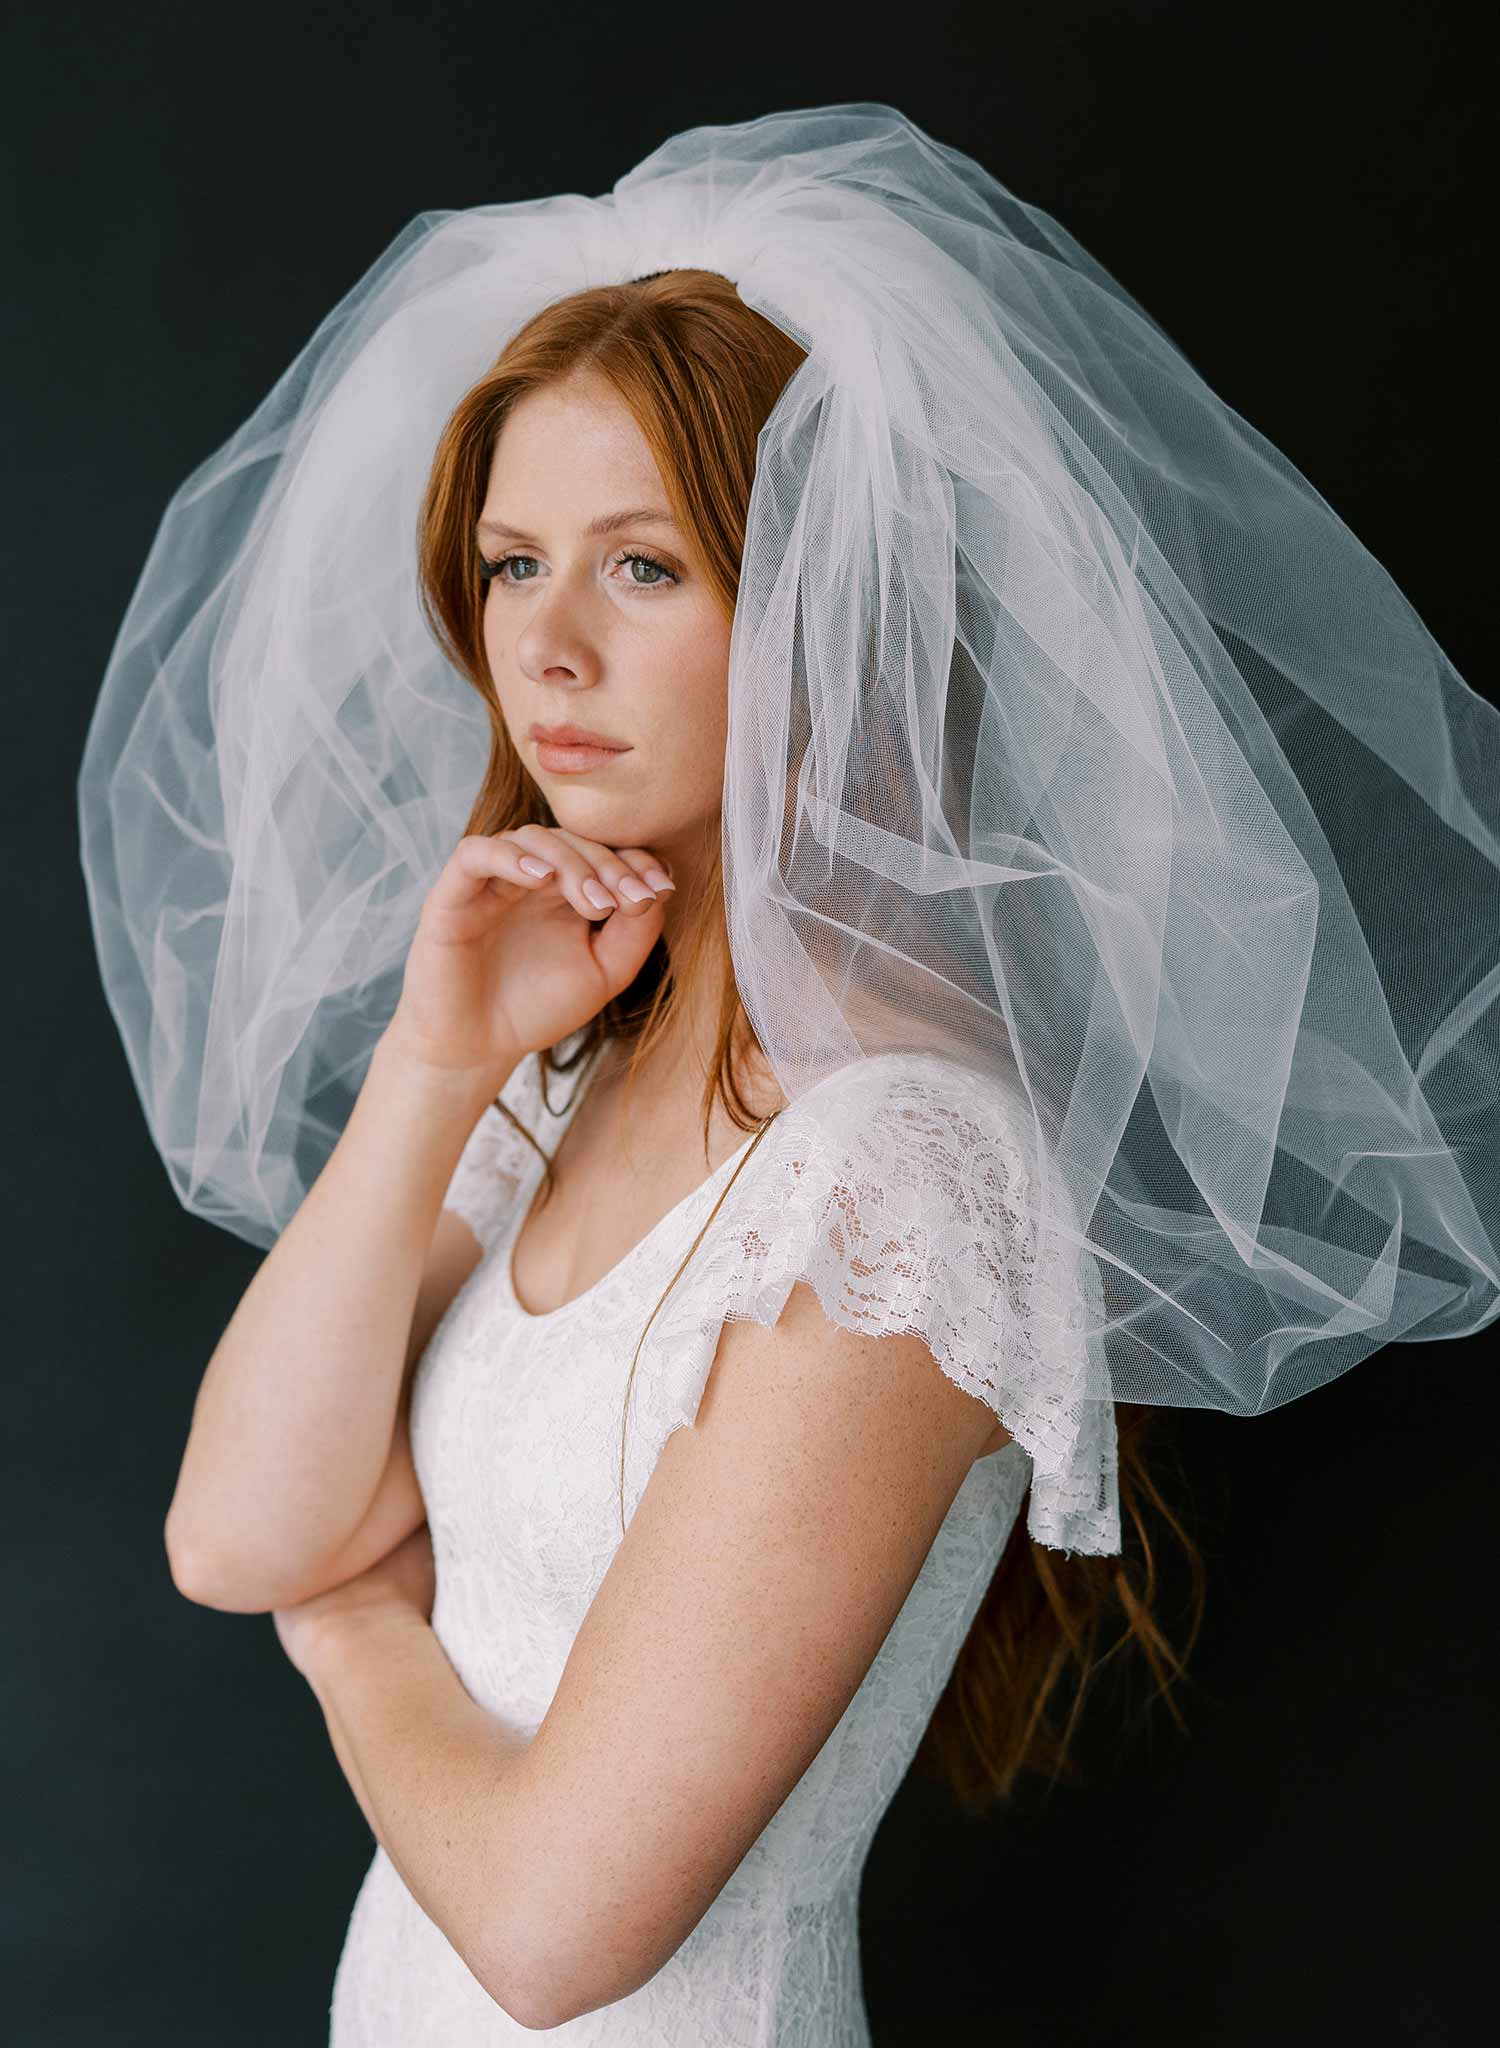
[78,104,1500,1549]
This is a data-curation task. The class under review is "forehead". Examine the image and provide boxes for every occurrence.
[484,372,662,498]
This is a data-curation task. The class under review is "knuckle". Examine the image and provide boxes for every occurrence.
[512,825,576,868]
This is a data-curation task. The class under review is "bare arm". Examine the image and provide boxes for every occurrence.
[288,1282,1008,2029]
[164,1028,514,1613]
[300,1603,542,2026]
[163,814,672,1615]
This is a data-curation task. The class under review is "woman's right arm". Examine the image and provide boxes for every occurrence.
[163,1031,513,1614]
[163,821,674,1615]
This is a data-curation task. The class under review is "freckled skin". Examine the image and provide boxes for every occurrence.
[480,366,734,922]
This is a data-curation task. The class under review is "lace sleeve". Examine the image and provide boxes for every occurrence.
[642,1050,1121,1558]
[440,1060,540,1257]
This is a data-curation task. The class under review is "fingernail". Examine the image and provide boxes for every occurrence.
[583,878,616,909]
[519,855,554,877]
[644,867,675,892]
[617,876,654,902]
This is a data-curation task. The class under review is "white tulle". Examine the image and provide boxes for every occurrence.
[330,1044,1040,2043]
[77,101,1500,1551]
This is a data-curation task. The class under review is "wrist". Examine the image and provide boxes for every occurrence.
[369,1023,519,1114]
[302,1595,431,1692]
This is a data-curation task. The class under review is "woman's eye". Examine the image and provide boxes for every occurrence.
[477,548,679,591]
[617,549,678,589]
[480,551,539,585]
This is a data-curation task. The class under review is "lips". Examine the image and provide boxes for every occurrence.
[530,722,629,750]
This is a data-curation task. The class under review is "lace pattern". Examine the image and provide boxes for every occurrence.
[442,1044,1119,1558]
[329,1044,1115,2043]
[439,1040,596,1257]
[626,1051,1121,1557]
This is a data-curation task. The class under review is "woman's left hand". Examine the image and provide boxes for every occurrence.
[273,1522,436,1681]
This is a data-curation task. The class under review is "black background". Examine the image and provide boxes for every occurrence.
[7,3,1492,2042]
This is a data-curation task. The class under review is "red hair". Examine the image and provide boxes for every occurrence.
[417,268,1206,1811]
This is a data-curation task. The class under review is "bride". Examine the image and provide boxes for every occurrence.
[163,271,1042,2042]
[78,105,1500,2044]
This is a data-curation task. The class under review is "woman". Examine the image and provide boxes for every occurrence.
[79,107,1500,2044]
[161,274,1084,2041]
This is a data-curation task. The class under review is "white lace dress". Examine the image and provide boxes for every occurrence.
[329,1041,1119,2045]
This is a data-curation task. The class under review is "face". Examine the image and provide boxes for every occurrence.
[478,367,732,873]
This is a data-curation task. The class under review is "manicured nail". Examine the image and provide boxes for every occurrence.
[583,878,616,909]
[644,867,675,892]
[519,855,554,877]
[617,876,655,902]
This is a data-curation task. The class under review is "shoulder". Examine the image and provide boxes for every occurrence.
[778,1046,1033,1180]
[736,1045,1038,1372]
[637,1046,1037,1473]
[790,1043,1016,1109]
[714,1047,1038,1327]
[644,1043,1120,1560]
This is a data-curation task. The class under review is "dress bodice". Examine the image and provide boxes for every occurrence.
[329,1040,1114,2044]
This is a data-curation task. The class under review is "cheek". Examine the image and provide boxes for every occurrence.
[668,649,730,760]
[480,599,513,700]
[673,612,732,714]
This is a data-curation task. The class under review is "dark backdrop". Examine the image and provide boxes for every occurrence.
[6,3,1490,2042]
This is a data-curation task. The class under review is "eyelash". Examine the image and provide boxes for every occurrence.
[477,547,680,592]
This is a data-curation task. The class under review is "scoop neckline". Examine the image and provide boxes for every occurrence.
[499,1048,765,1326]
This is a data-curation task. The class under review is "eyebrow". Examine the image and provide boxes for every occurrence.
[474,506,679,543]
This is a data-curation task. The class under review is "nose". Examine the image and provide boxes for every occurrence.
[511,577,603,690]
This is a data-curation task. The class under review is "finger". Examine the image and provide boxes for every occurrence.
[504,823,622,922]
[590,874,670,993]
[539,829,676,913]
[440,834,538,902]
[609,845,677,897]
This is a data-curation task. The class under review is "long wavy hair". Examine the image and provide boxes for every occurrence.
[415,268,1208,1815]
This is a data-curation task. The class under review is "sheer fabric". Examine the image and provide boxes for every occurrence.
[77,101,1500,1551]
